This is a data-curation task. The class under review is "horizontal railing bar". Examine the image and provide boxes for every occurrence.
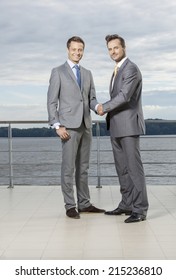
[95,162,176,165]
[0,162,176,166]
[0,121,49,124]
[1,150,63,153]
[1,119,176,124]
[2,149,176,152]
[1,175,176,179]
[1,175,176,178]
[1,149,176,153]
[95,150,176,152]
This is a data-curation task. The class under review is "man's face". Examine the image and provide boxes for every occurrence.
[107,39,126,63]
[67,41,84,64]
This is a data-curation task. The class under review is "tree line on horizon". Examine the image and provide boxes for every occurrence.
[0,121,176,137]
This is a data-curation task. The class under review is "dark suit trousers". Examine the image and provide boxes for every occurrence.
[111,136,149,215]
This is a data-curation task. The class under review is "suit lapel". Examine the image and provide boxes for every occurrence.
[80,66,84,91]
[64,62,82,93]
[65,62,77,83]
[110,58,129,95]
[119,58,129,72]
[110,73,114,95]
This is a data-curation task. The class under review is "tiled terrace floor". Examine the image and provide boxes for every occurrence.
[0,184,176,260]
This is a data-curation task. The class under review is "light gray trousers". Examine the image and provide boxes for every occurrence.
[111,136,149,216]
[61,122,92,210]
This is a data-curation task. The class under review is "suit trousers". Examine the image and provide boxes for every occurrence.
[111,136,149,215]
[61,122,92,210]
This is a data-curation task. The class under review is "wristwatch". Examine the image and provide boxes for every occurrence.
[55,125,60,130]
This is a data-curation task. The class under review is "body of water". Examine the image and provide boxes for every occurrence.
[0,136,176,185]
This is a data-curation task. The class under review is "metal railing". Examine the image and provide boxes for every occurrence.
[0,120,176,188]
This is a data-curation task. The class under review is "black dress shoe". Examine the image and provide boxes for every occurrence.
[124,213,146,223]
[66,208,80,219]
[78,205,105,213]
[105,207,132,216]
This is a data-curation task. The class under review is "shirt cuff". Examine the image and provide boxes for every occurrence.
[52,122,61,129]
[95,104,99,112]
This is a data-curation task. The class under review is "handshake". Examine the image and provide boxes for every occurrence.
[97,104,105,116]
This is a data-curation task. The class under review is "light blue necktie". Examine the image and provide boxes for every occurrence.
[74,64,81,88]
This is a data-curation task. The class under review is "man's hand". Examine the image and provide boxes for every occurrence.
[56,126,70,140]
[97,104,105,116]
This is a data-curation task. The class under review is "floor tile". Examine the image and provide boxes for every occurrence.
[0,185,176,260]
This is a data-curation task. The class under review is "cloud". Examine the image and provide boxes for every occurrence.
[0,103,47,122]
[0,0,176,122]
[143,105,176,120]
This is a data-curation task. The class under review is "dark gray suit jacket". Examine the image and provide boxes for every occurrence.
[103,58,145,138]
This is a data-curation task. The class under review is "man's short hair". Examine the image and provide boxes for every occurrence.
[67,36,85,49]
[105,34,126,48]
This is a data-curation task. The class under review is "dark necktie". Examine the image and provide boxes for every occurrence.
[74,64,81,88]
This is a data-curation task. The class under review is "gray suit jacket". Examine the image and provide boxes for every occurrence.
[103,58,145,138]
[47,61,98,129]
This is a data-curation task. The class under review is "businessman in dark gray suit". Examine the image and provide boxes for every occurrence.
[47,36,105,219]
[97,34,149,223]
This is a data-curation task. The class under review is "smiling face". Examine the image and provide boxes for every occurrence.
[67,41,84,64]
[107,38,126,63]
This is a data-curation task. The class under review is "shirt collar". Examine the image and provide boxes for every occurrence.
[117,57,127,68]
[67,59,80,69]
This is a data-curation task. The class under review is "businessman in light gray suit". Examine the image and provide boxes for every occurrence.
[97,34,149,223]
[47,36,105,219]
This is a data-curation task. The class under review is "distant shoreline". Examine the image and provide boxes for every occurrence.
[0,120,176,137]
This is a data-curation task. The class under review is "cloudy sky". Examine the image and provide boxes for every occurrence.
[0,0,176,125]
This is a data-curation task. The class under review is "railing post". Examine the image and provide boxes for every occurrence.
[96,121,102,188]
[8,123,14,188]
